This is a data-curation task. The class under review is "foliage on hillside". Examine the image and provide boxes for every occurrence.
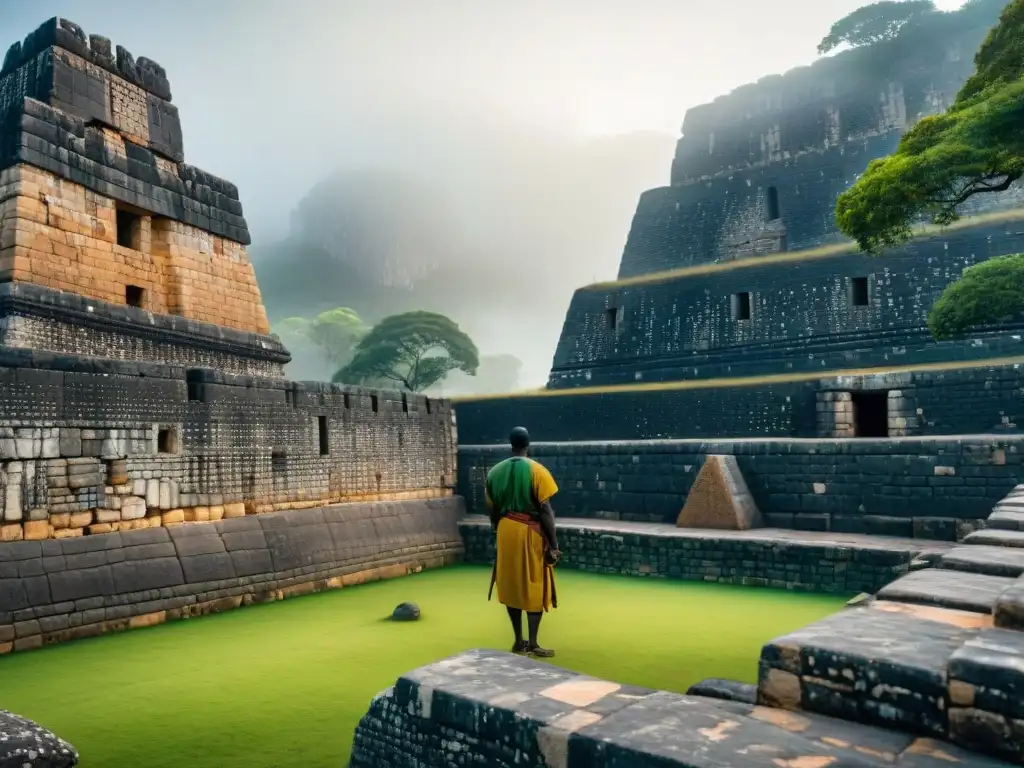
[928,253,1024,338]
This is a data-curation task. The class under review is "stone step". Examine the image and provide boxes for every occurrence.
[876,568,1015,614]
[988,509,1024,531]
[947,628,1024,764]
[353,648,1015,768]
[994,579,1024,630]
[964,529,1024,548]
[940,545,1024,578]
[759,607,976,737]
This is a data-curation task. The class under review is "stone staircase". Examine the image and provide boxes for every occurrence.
[759,484,1024,765]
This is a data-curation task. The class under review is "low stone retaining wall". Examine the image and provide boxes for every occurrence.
[459,436,1020,537]
[0,498,465,654]
[349,648,1009,767]
[460,516,949,594]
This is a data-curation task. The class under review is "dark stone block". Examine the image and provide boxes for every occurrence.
[684,678,756,704]
[941,546,1024,578]
[110,558,184,594]
[877,568,1015,614]
[178,553,236,585]
[949,629,1024,719]
[49,565,114,603]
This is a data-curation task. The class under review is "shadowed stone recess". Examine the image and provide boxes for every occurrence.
[350,649,1015,767]
[0,710,78,767]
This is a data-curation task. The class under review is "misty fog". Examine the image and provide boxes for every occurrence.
[2,0,971,388]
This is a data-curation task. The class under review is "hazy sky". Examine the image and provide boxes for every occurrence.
[3,0,967,244]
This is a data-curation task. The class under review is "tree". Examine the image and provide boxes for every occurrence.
[274,308,368,369]
[817,1,936,55]
[835,0,1024,253]
[928,253,1024,339]
[334,311,479,391]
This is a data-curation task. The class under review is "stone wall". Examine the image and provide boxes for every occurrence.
[458,436,1021,537]
[0,497,464,654]
[550,221,1024,388]
[0,351,456,542]
[461,517,935,593]
[457,363,1024,444]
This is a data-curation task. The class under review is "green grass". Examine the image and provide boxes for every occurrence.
[0,565,847,767]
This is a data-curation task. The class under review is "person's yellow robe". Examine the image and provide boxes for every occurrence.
[485,457,558,613]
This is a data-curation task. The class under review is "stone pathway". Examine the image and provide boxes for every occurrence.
[760,483,1024,764]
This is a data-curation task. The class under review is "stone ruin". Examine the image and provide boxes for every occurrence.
[4,8,1024,768]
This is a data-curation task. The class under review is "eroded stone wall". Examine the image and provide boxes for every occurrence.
[0,353,456,543]
[0,498,465,654]
[458,436,1020,537]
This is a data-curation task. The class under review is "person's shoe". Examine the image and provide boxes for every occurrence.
[526,645,555,658]
[512,640,529,654]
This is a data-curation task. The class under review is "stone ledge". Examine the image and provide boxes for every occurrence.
[0,283,290,365]
[460,516,950,594]
[350,649,1013,767]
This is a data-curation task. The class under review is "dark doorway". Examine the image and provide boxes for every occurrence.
[765,186,780,221]
[852,391,889,437]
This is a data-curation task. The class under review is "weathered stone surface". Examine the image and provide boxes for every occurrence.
[676,455,762,531]
[877,569,1015,614]
[986,508,1024,531]
[351,649,1014,767]
[941,546,1024,578]
[391,602,420,622]
[0,709,78,767]
[759,607,974,736]
[462,516,949,594]
[0,499,464,653]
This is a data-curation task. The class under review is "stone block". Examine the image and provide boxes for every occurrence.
[223,503,245,519]
[877,568,1014,614]
[120,496,146,521]
[676,455,762,530]
[941,546,1024,578]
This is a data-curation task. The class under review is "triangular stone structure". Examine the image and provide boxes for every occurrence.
[676,455,762,530]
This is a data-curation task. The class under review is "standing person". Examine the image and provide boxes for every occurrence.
[485,426,561,658]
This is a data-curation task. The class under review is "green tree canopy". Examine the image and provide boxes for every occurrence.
[274,307,368,369]
[928,253,1024,339]
[334,311,479,392]
[835,0,1024,253]
[817,0,936,55]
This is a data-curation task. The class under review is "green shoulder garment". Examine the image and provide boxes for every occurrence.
[486,457,538,516]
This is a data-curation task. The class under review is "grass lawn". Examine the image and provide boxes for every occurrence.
[0,565,847,767]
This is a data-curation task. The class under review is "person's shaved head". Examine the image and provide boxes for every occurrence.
[509,426,530,452]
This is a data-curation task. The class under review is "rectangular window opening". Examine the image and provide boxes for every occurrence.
[765,186,780,221]
[401,393,409,413]
[850,276,870,307]
[343,392,350,409]
[852,391,889,438]
[125,284,145,308]
[425,397,432,415]
[271,450,287,474]
[605,307,619,333]
[317,415,329,455]
[116,206,141,249]
[371,394,379,413]
[157,426,178,454]
[731,292,752,321]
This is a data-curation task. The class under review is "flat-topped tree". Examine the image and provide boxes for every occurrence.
[835,0,1024,254]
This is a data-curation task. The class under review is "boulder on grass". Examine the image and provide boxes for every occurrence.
[391,602,421,621]
[0,710,79,767]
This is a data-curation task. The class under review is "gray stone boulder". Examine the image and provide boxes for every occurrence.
[391,602,420,621]
[0,710,78,767]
